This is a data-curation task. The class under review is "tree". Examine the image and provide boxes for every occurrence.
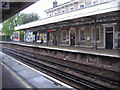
[2,13,40,38]
[22,13,40,24]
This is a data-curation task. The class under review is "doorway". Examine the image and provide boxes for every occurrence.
[105,26,113,49]
[69,28,76,46]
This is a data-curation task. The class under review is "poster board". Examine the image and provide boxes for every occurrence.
[13,31,20,41]
[25,31,33,42]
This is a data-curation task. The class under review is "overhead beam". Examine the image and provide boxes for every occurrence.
[1,1,38,22]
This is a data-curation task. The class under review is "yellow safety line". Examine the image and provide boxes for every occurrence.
[1,62,32,88]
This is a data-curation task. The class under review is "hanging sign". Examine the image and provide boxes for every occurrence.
[48,30,56,32]
[2,2,9,9]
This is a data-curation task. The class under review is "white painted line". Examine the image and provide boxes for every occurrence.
[1,62,32,88]
[1,52,74,89]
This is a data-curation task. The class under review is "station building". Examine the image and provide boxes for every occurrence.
[15,0,120,49]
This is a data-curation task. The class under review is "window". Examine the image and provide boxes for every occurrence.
[62,30,69,41]
[61,9,66,14]
[79,3,85,9]
[63,31,66,40]
[54,13,57,15]
[80,28,86,42]
[79,4,85,8]
[48,13,52,17]
[69,6,74,11]
[92,27,100,42]
[80,4,84,8]
[106,27,113,32]
[54,11,58,16]
[92,0,98,5]
[49,14,52,17]
[100,0,104,3]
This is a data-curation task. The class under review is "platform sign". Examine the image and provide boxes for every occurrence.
[13,31,20,41]
[25,31,33,42]
[1,2,9,9]
[40,34,43,39]
[43,33,47,42]
[36,33,47,43]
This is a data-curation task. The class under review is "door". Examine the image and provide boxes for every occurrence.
[70,33,75,45]
[106,33,113,49]
[105,27,113,49]
[52,32,57,45]
[70,29,75,46]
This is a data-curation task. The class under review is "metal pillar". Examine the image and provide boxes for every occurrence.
[94,17,97,50]
[46,26,49,46]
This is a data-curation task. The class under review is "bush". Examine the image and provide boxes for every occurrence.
[0,35,10,41]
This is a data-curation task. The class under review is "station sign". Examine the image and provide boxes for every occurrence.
[1,1,9,9]
[13,31,20,41]
[25,31,33,42]
[48,30,56,32]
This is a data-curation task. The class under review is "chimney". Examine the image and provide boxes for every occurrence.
[53,0,57,8]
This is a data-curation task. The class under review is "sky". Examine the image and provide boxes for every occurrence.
[0,0,70,28]
[21,0,70,19]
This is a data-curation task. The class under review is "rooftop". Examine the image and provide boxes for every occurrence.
[15,0,119,30]
[44,0,77,12]
[2,1,39,22]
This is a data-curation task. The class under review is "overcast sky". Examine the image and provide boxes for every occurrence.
[21,0,70,18]
[0,0,70,27]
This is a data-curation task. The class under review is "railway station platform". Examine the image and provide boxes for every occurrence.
[1,41,120,89]
[1,41,120,58]
[0,52,74,89]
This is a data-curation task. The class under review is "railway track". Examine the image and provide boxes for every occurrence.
[3,47,119,84]
[2,47,120,89]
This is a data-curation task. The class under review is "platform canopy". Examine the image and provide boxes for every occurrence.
[1,0,39,22]
[15,0,120,31]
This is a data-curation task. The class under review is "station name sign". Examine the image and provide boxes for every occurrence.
[1,1,9,9]
[48,30,56,32]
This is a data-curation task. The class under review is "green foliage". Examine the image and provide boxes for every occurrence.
[0,35,10,41]
[22,13,40,24]
[20,30,24,35]
[2,13,40,37]
[20,31,25,42]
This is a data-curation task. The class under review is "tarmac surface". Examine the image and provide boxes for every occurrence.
[0,52,73,89]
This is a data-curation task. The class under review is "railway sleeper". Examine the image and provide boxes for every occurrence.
[2,49,120,89]
[2,47,120,85]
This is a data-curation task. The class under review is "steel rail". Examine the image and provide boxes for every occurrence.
[2,48,119,89]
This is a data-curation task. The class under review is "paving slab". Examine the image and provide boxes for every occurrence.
[2,65,30,88]
[18,69,42,79]
[1,52,74,89]
[5,61,19,67]
[2,59,11,63]
[2,55,13,63]
[28,76,61,88]
[11,65,30,72]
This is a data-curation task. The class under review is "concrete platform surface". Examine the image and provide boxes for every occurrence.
[1,52,74,89]
[18,69,42,79]
[2,64,31,88]
[1,41,120,58]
